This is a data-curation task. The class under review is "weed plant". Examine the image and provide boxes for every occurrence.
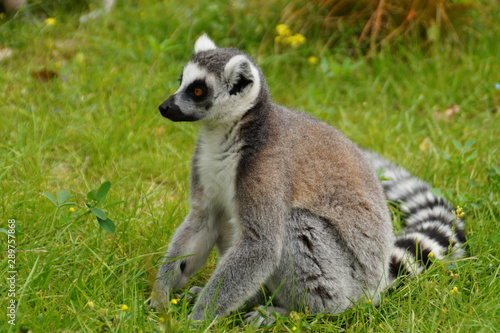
[0,0,498,332]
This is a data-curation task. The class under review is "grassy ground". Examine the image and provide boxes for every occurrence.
[1,0,499,332]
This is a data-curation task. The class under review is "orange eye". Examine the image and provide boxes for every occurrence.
[194,88,203,96]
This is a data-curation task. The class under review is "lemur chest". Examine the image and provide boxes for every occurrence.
[196,129,242,214]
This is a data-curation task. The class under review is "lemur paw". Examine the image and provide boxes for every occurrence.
[243,305,287,327]
[149,286,169,310]
[185,286,202,302]
[151,285,202,310]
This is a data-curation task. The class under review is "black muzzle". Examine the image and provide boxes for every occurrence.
[159,96,199,122]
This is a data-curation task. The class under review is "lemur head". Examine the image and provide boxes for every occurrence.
[159,35,267,125]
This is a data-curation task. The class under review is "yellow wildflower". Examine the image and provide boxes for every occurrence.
[365,299,373,305]
[288,33,306,48]
[308,56,319,65]
[292,326,297,331]
[170,298,180,305]
[449,286,459,294]
[453,206,465,218]
[45,18,57,26]
[159,317,165,322]
[69,207,76,213]
[428,252,434,258]
[275,24,306,49]
[121,304,129,311]
[276,24,292,37]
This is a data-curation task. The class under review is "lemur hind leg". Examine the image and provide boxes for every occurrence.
[249,208,385,322]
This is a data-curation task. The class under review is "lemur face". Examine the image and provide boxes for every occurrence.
[159,63,217,122]
[158,35,262,125]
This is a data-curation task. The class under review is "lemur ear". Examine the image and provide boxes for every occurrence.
[194,34,217,53]
[223,55,255,96]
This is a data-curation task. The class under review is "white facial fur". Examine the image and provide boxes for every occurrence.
[177,62,210,92]
[176,56,261,126]
[170,63,216,121]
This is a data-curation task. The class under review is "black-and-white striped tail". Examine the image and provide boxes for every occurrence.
[362,150,467,279]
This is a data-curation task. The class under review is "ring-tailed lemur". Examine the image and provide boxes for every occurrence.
[151,35,466,324]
